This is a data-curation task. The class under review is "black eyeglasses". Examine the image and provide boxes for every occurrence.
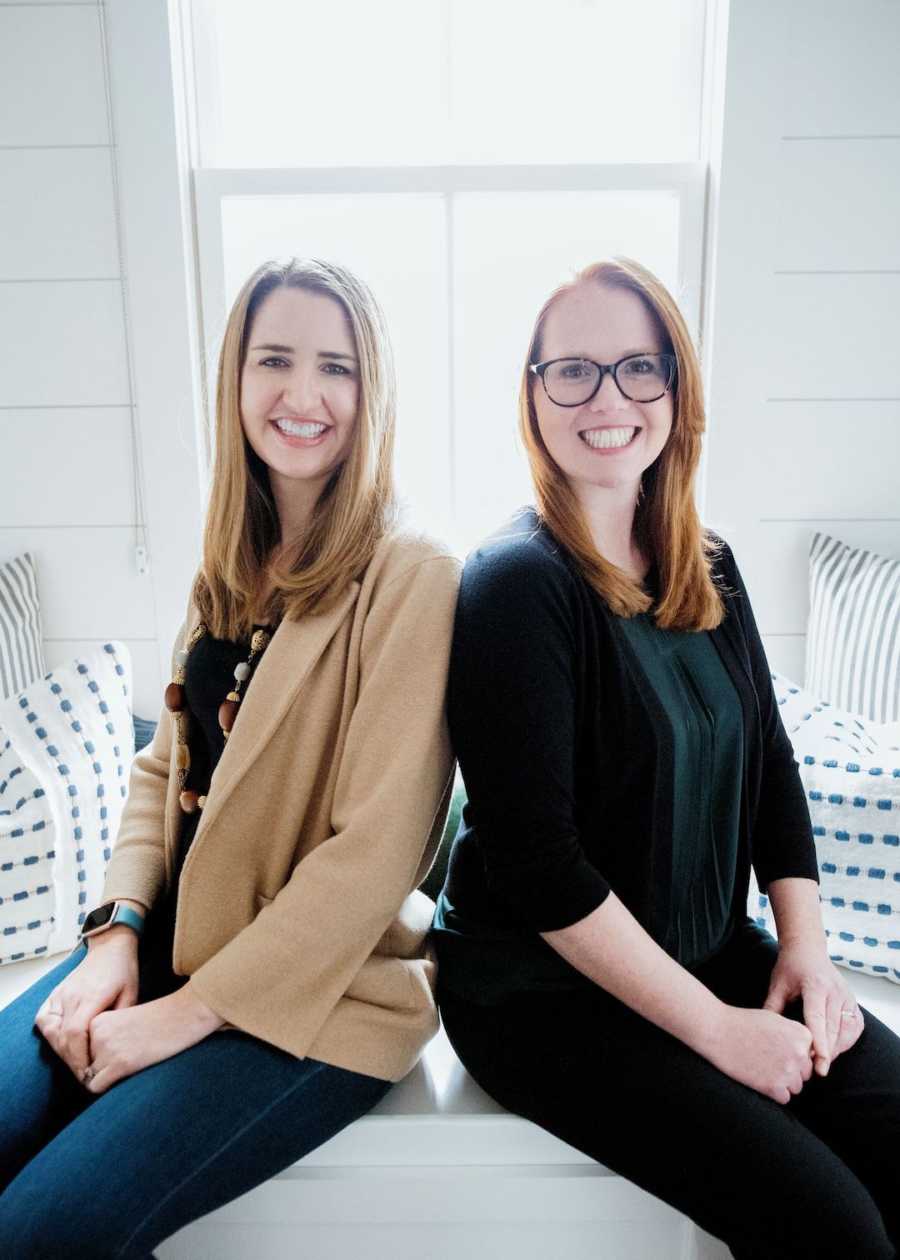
[530,353,677,406]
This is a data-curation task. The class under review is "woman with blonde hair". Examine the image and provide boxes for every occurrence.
[433,258,900,1258]
[0,258,459,1257]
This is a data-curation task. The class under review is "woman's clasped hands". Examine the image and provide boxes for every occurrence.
[761,937,865,1075]
[33,932,224,1095]
[705,939,865,1106]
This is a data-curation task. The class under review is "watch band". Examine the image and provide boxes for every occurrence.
[80,900,145,942]
[108,904,144,936]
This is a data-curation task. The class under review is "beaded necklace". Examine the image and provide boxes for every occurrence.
[165,621,274,815]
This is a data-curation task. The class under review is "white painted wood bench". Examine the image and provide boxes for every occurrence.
[3,952,897,1259]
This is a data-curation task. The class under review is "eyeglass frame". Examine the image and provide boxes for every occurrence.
[529,352,678,406]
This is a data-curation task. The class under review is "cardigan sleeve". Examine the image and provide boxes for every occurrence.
[183,553,460,1054]
[721,541,820,894]
[447,539,612,932]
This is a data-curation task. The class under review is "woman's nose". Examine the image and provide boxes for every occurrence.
[588,368,629,411]
[281,367,322,413]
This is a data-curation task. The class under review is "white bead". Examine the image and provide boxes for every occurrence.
[176,649,189,666]
[233,661,251,681]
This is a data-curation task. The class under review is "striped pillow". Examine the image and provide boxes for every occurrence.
[0,552,45,700]
[805,532,900,724]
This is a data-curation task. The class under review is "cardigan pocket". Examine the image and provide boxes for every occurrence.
[345,955,420,1012]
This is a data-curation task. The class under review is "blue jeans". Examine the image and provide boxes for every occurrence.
[0,946,393,1259]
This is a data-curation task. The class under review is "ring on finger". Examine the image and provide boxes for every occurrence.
[840,1008,859,1020]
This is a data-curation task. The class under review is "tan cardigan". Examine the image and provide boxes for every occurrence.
[102,530,461,1082]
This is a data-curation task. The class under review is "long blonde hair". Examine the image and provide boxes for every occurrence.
[193,258,398,639]
[519,257,726,631]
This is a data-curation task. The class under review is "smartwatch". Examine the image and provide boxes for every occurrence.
[80,900,145,942]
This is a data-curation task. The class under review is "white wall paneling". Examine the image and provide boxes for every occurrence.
[0,280,130,406]
[782,0,900,137]
[711,401,900,522]
[0,526,155,640]
[103,0,206,681]
[702,0,900,689]
[701,0,785,543]
[0,147,119,279]
[775,139,900,272]
[0,5,109,146]
[768,274,900,400]
[0,408,134,526]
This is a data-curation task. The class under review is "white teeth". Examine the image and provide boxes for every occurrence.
[275,418,327,438]
[580,426,638,450]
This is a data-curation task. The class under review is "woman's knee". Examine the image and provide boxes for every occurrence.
[724,1172,896,1260]
[0,1179,132,1260]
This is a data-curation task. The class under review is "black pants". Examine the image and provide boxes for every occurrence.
[437,918,900,1259]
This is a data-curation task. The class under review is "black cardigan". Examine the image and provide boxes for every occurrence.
[434,507,819,996]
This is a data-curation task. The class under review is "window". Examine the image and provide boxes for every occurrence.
[189,0,709,552]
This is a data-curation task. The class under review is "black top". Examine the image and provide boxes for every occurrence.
[431,507,819,1004]
[138,628,271,994]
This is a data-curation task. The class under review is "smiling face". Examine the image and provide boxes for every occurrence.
[239,285,360,510]
[532,282,674,497]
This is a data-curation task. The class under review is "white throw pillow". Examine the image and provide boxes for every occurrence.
[0,643,134,964]
[750,672,900,984]
[805,531,900,723]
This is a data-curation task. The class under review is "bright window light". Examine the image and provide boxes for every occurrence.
[192,0,706,168]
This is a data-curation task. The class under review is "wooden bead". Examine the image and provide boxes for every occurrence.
[179,789,199,813]
[175,743,191,771]
[165,682,185,713]
[218,698,240,732]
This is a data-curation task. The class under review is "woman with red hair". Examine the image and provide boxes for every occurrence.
[433,258,900,1259]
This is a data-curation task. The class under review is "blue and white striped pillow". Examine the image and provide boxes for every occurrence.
[0,643,134,965]
[750,672,900,984]
[806,532,900,724]
[0,552,45,700]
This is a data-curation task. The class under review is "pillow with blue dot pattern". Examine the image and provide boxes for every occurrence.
[0,644,134,965]
[750,672,900,984]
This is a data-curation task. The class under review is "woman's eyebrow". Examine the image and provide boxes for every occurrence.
[248,344,357,362]
[564,347,658,359]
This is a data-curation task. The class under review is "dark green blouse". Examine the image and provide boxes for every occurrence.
[615,609,744,964]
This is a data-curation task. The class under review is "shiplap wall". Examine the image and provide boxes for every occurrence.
[704,0,900,685]
[0,0,159,716]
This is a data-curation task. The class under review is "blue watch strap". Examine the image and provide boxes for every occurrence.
[111,904,144,937]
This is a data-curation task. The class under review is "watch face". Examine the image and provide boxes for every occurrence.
[83,903,116,933]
